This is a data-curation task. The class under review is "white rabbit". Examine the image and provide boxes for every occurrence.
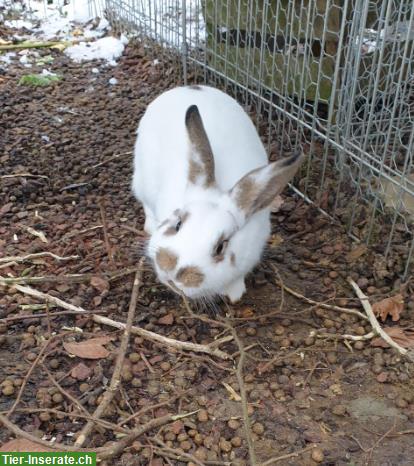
[132,85,303,302]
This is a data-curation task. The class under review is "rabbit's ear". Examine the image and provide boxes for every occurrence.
[185,105,216,188]
[230,152,304,219]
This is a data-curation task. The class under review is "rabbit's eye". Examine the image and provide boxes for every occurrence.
[175,220,182,232]
[215,239,228,257]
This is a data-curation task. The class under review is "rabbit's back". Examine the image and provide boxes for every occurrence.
[132,86,267,218]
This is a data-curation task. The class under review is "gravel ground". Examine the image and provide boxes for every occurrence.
[1,40,414,466]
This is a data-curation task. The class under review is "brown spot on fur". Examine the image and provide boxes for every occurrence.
[176,266,205,287]
[163,211,190,236]
[188,85,203,90]
[156,248,178,272]
[185,105,215,188]
[234,176,258,213]
[230,252,236,266]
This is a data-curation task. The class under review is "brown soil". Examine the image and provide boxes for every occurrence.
[1,42,414,466]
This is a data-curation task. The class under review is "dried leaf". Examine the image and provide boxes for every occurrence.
[346,245,367,262]
[0,439,53,452]
[372,294,404,322]
[63,335,114,359]
[90,276,109,294]
[158,313,174,325]
[71,362,92,380]
[371,327,414,349]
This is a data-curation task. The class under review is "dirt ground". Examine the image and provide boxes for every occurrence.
[1,41,414,466]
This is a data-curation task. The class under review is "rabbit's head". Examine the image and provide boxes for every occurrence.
[147,105,303,300]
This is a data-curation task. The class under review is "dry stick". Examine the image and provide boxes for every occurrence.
[2,283,98,314]
[269,264,368,321]
[0,252,79,264]
[4,280,232,360]
[3,309,107,323]
[0,274,91,286]
[311,330,376,342]
[89,151,132,171]
[99,202,116,268]
[152,438,205,466]
[6,408,130,435]
[1,173,49,180]
[42,364,91,419]
[74,261,144,447]
[6,339,52,418]
[227,321,257,466]
[0,412,190,457]
[348,278,411,358]
[93,314,233,360]
[259,445,317,466]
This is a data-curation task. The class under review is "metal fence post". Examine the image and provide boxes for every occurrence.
[181,0,188,85]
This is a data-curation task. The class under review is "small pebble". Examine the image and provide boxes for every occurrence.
[128,352,140,363]
[197,409,209,422]
[311,447,325,463]
[274,325,285,336]
[252,422,264,435]
[396,397,408,408]
[354,341,364,350]
[2,384,15,396]
[231,436,242,447]
[332,404,346,416]
[228,419,240,430]
[219,438,232,453]
[246,327,257,336]
[326,352,337,364]
[52,393,63,404]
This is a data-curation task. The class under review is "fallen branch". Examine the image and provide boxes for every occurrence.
[3,309,106,323]
[93,314,233,360]
[348,278,412,359]
[75,259,144,447]
[1,283,95,314]
[0,252,79,264]
[0,412,192,457]
[0,41,70,51]
[224,309,257,466]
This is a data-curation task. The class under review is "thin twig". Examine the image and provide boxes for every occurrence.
[99,202,116,267]
[311,330,376,342]
[88,151,132,171]
[269,264,368,321]
[7,339,51,417]
[1,173,49,179]
[3,309,107,323]
[348,278,411,358]
[225,315,257,466]
[0,412,192,457]
[0,252,79,264]
[260,445,317,465]
[93,314,233,360]
[74,259,144,447]
[2,283,96,314]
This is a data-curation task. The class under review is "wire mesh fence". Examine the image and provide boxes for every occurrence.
[94,0,414,278]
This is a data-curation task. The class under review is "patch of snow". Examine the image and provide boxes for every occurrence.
[41,69,57,76]
[92,67,100,73]
[4,19,33,29]
[65,36,127,64]
[108,77,118,85]
[0,52,16,65]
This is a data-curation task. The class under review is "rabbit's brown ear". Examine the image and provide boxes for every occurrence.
[185,105,216,188]
[230,152,304,219]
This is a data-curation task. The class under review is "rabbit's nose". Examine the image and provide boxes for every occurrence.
[175,266,205,288]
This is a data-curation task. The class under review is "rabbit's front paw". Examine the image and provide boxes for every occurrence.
[224,278,246,303]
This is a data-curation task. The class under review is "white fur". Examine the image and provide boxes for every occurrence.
[132,86,273,302]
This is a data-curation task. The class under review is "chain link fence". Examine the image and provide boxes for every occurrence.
[95,0,414,278]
